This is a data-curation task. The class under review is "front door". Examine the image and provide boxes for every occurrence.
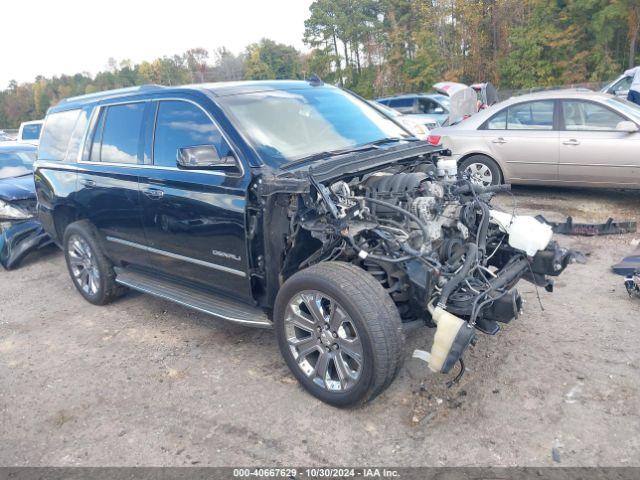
[137,99,253,301]
[485,100,559,183]
[558,99,640,186]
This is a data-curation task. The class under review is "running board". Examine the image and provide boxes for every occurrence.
[114,268,271,328]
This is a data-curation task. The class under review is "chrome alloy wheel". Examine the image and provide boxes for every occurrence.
[465,162,493,187]
[284,290,364,392]
[67,234,100,296]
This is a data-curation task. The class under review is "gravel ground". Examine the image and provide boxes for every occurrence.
[1,186,639,467]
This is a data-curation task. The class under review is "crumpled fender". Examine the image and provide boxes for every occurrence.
[0,219,52,270]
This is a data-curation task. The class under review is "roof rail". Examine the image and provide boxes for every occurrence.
[57,84,166,105]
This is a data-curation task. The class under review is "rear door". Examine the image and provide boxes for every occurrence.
[483,100,559,183]
[137,98,253,301]
[558,99,640,186]
[77,101,150,266]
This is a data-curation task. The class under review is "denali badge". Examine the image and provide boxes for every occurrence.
[211,249,241,262]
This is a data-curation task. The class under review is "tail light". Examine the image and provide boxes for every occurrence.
[427,135,442,146]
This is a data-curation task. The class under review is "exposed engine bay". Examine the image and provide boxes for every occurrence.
[255,145,575,378]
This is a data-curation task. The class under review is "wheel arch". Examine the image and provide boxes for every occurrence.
[52,204,84,245]
[458,152,506,183]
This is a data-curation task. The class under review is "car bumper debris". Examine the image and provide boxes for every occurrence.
[0,219,52,270]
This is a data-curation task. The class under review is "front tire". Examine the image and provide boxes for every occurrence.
[63,220,127,306]
[460,155,502,186]
[274,262,405,407]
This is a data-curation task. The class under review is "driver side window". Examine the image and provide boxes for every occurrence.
[152,100,232,168]
[562,100,625,131]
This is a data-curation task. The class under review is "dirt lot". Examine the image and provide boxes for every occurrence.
[1,186,639,467]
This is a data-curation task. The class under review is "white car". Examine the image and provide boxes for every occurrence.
[17,120,44,145]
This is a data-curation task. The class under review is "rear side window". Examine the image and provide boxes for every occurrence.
[64,110,89,162]
[506,101,554,130]
[90,103,145,164]
[485,101,555,130]
[21,124,42,140]
[152,100,230,168]
[39,109,81,161]
[486,109,507,129]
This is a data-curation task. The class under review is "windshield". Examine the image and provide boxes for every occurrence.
[0,151,36,179]
[608,97,640,122]
[218,86,411,167]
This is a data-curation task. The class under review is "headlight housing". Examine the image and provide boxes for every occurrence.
[0,199,32,221]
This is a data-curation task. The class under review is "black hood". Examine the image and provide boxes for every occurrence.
[0,174,36,202]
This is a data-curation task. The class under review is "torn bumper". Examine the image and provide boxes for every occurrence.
[0,219,52,270]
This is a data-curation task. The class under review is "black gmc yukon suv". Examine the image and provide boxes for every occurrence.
[35,81,572,406]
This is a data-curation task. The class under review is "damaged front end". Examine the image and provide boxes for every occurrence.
[0,198,52,270]
[259,144,576,378]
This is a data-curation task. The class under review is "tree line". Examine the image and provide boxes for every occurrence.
[1,0,638,128]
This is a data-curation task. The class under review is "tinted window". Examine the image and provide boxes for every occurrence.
[153,101,230,168]
[0,151,36,179]
[507,101,554,130]
[388,98,414,109]
[92,103,145,164]
[563,100,625,131]
[418,98,444,114]
[39,109,81,161]
[21,124,42,140]
[486,109,507,129]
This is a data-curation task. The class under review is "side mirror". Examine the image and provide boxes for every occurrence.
[616,121,639,133]
[433,107,445,114]
[177,145,238,170]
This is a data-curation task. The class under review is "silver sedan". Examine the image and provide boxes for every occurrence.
[429,90,640,188]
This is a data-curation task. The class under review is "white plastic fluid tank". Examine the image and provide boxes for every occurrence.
[490,210,553,257]
[436,158,458,179]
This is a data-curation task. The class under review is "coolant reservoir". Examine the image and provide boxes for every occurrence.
[428,307,475,373]
[490,210,553,257]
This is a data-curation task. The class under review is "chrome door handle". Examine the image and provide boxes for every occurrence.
[563,139,580,146]
[80,179,96,187]
[492,137,507,144]
[143,188,164,199]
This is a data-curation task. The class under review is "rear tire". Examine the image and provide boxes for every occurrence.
[274,262,405,407]
[63,220,127,306]
[460,155,502,186]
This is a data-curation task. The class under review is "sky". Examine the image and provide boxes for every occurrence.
[0,0,313,90]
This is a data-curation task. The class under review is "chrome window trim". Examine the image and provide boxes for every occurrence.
[106,236,246,278]
[77,97,245,178]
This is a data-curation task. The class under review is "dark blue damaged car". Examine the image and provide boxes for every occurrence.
[0,142,52,269]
